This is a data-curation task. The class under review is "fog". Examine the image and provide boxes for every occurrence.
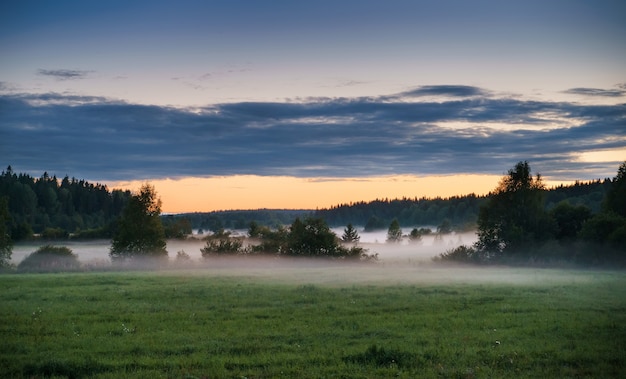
[11,228,476,265]
[10,229,594,286]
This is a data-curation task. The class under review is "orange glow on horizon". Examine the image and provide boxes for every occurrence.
[108,174,508,214]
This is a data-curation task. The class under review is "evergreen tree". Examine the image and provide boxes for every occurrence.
[341,223,360,243]
[603,161,626,217]
[110,184,167,261]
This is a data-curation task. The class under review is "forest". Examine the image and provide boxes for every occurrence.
[0,166,131,240]
[1,161,625,267]
[0,165,616,240]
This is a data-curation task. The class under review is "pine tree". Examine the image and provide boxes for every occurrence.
[342,223,360,243]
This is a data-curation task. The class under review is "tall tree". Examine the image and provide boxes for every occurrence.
[110,184,167,261]
[0,197,12,267]
[476,161,552,256]
[603,161,626,217]
[386,219,402,243]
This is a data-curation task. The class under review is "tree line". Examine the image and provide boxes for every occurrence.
[0,166,131,240]
[3,161,624,270]
[437,161,626,265]
[1,164,613,243]
[314,179,612,230]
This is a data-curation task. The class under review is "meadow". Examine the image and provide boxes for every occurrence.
[1,263,625,378]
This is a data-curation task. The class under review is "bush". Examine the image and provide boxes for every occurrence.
[18,245,80,272]
[434,245,487,264]
[175,250,191,261]
[201,233,244,257]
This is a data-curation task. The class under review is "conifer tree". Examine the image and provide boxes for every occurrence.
[342,223,360,243]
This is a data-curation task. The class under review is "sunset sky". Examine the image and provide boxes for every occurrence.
[1,0,625,213]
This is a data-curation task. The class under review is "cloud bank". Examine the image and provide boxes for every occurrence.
[564,87,626,97]
[37,69,93,80]
[1,85,624,182]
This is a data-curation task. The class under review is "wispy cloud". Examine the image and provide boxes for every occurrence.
[37,69,93,80]
[563,87,626,97]
[1,86,624,182]
[398,85,489,98]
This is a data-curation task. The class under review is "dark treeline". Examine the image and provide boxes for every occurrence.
[180,209,312,233]
[314,179,612,230]
[0,166,131,240]
[0,164,615,241]
[315,195,486,230]
[437,161,626,266]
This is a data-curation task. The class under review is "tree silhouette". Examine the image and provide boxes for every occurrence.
[476,161,552,256]
[386,219,402,243]
[110,184,167,261]
[603,161,626,217]
[342,223,360,243]
[0,197,12,267]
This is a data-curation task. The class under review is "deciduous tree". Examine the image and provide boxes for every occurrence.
[386,219,402,243]
[0,197,12,267]
[110,184,167,261]
[476,161,552,257]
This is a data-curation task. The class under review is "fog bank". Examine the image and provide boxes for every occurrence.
[11,230,476,265]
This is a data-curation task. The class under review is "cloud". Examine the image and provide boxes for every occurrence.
[0,81,18,92]
[1,87,624,182]
[563,87,626,97]
[398,85,489,98]
[37,69,93,80]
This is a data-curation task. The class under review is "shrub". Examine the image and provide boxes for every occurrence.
[201,235,244,257]
[18,245,80,272]
[175,250,191,261]
[434,245,487,264]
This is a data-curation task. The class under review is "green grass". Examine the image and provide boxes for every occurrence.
[1,267,625,378]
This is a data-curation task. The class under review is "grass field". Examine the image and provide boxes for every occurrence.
[1,262,625,378]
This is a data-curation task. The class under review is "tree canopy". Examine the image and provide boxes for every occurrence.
[439,161,626,266]
[110,184,167,261]
[386,219,402,243]
[0,166,131,240]
[0,197,12,267]
[17,245,80,272]
[475,161,552,256]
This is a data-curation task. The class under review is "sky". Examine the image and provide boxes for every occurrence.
[1,0,625,213]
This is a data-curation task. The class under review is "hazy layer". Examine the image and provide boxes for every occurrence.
[11,230,476,265]
[10,233,619,286]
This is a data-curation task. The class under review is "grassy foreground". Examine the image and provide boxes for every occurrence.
[1,266,625,378]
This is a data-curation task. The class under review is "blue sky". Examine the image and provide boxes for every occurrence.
[1,0,625,210]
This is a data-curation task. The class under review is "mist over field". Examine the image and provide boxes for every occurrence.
[9,229,591,287]
[11,228,475,265]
